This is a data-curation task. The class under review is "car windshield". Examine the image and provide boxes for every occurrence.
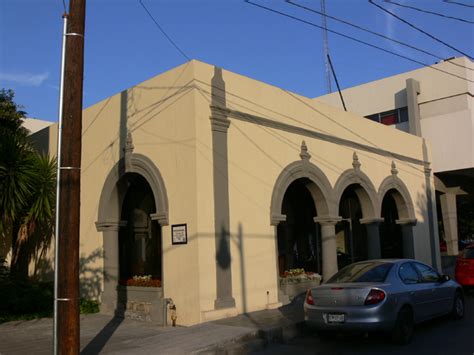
[327,262,393,283]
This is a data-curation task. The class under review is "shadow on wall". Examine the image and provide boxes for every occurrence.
[80,248,106,300]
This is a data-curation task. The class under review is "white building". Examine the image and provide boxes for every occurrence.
[316,57,474,256]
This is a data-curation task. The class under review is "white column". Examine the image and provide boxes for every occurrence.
[360,218,384,260]
[315,217,341,282]
[440,193,459,256]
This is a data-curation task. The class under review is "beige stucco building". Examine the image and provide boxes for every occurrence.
[316,57,473,257]
[33,60,441,326]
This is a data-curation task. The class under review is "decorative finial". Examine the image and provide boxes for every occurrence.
[124,131,134,155]
[300,141,311,160]
[391,161,398,176]
[352,152,361,170]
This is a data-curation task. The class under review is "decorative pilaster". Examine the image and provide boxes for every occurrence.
[210,66,235,309]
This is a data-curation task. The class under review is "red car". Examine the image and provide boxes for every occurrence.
[455,244,474,287]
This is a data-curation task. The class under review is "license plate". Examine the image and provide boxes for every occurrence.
[328,314,345,323]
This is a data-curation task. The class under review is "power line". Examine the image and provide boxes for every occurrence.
[287,0,473,71]
[384,0,474,24]
[369,0,473,60]
[443,0,474,9]
[244,0,473,83]
[138,0,190,61]
[61,0,67,13]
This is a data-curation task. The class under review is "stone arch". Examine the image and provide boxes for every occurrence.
[97,153,169,228]
[270,160,334,225]
[95,153,169,318]
[333,169,379,219]
[378,175,416,221]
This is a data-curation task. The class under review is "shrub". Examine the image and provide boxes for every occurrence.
[79,299,100,314]
[0,280,54,322]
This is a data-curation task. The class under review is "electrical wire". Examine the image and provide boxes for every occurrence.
[384,0,474,24]
[369,0,473,60]
[287,0,473,71]
[443,0,474,9]
[138,0,190,61]
[244,0,473,83]
[61,0,67,13]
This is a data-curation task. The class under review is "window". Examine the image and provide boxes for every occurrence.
[413,262,440,283]
[399,263,420,284]
[380,111,397,125]
[364,107,409,126]
[327,261,393,283]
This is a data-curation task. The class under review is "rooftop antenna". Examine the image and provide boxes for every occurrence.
[321,0,332,93]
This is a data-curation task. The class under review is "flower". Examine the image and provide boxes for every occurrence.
[279,268,321,285]
[119,275,161,287]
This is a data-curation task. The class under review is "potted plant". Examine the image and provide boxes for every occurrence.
[280,268,321,300]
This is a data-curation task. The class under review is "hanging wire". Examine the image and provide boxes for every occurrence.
[384,0,474,24]
[138,0,190,61]
[443,0,474,9]
[244,0,473,83]
[369,0,473,59]
[286,0,472,71]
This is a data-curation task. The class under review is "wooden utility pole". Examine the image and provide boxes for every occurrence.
[57,0,86,353]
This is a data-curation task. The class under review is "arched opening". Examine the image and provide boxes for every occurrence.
[337,185,368,268]
[380,189,403,258]
[277,178,322,276]
[119,173,162,282]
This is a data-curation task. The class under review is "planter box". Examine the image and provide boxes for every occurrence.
[280,279,321,300]
[117,285,164,324]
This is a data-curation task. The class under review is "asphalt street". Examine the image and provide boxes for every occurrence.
[253,290,474,355]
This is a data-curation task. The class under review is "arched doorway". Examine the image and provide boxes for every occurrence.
[277,178,322,276]
[96,153,169,321]
[380,189,403,258]
[337,185,368,268]
[119,173,162,282]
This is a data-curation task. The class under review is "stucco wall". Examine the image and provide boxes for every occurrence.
[191,61,437,318]
[79,61,203,325]
[30,60,441,326]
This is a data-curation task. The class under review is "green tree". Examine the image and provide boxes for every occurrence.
[0,89,56,279]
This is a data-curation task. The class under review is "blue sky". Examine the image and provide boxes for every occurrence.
[0,0,472,121]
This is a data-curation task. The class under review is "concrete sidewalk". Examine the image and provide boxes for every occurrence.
[0,297,305,354]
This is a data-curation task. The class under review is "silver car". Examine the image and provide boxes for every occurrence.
[304,259,464,344]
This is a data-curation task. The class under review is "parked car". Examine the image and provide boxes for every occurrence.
[455,244,474,287]
[304,259,464,344]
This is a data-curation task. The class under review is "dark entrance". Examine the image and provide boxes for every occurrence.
[336,185,368,269]
[380,189,403,258]
[277,178,322,276]
[119,173,162,281]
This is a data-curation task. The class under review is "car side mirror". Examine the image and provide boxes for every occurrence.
[440,275,450,282]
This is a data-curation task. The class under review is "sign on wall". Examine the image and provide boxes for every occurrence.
[172,224,187,245]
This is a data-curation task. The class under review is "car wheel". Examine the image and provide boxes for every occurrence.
[451,291,464,320]
[392,307,414,345]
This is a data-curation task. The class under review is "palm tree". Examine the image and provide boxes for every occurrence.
[0,89,56,279]
[20,153,56,278]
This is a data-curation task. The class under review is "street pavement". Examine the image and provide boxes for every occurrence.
[1,285,473,354]
[0,298,303,354]
[252,291,474,355]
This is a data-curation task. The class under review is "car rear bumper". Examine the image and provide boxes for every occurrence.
[304,303,396,332]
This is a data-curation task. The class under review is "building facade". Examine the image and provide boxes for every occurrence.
[34,60,440,326]
[316,57,473,257]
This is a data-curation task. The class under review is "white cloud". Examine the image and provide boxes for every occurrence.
[0,71,50,87]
